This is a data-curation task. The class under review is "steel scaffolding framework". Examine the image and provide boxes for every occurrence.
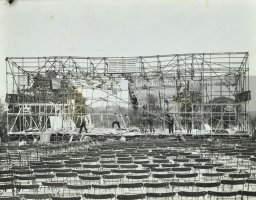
[5,52,250,136]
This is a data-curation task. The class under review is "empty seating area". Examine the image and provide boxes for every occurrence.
[1,137,256,199]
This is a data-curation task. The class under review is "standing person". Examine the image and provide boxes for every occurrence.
[141,116,147,133]
[148,114,155,134]
[253,128,256,141]
[79,117,88,133]
[112,113,121,129]
[251,121,256,141]
[131,94,138,111]
[166,114,174,134]
[187,116,192,134]
[140,107,147,133]
[124,115,130,128]
[0,124,2,143]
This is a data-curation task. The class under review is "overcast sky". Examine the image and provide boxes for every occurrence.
[0,0,255,108]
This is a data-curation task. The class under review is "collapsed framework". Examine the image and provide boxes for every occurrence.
[5,52,251,139]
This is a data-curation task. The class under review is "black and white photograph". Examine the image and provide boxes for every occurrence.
[0,0,256,199]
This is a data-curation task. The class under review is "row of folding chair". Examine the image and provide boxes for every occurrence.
[1,190,256,200]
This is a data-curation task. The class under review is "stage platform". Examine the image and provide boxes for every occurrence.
[85,132,250,141]
[7,128,251,143]
[80,127,251,140]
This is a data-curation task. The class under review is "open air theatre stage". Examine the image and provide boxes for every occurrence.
[5,52,251,142]
[7,130,251,144]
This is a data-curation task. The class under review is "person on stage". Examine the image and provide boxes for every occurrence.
[148,114,155,133]
[79,117,88,133]
[124,115,131,128]
[112,113,121,129]
[131,94,139,111]
[166,114,174,134]
[187,116,192,134]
